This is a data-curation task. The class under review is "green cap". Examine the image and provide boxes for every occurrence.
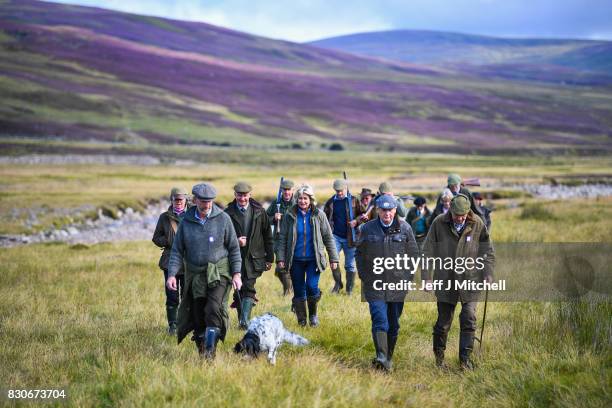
[233,181,252,193]
[450,194,471,215]
[447,173,462,186]
[170,187,187,200]
[333,179,347,191]
[280,179,295,189]
[378,181,393,194]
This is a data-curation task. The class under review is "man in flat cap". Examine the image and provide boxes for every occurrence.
[356,194,419,371]
[422,193,495,370]
[152,187,190,335]
[167,183,242,359]
[266,179,296,296]
[225,181,274,329]
[323,179,364,294]
[433,174,483,222]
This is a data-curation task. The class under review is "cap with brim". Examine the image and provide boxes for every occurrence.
[280,179,294,189]
[447,173,462,186]
[378,182,392,194]
[333,179,347,191]
[170,187,187,199]
[360,188,374,198]
[192,183,217,200]
[376,194,397,210]
[234,181,252,193]
[450,194,470,215]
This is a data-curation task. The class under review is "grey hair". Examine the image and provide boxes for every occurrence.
[440,188,454,202]
[295,184,317,207]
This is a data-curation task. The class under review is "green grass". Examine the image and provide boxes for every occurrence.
[0,158,610,406]
[0,232,609,406]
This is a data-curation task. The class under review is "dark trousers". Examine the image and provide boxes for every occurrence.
[192,279,229,335]
[163,270,184,307]
[238,276,257,300]
[368,301,404,337]
[433,301,477,358]
[290,259,321,301]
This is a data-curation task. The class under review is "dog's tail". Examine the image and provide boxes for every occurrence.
[283,329,309,346]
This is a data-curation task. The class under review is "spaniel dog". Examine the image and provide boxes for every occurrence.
[234,313,309,364]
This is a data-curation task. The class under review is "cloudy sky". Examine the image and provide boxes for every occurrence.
[48,0,612,42]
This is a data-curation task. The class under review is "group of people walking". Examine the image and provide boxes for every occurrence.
[152,173,495,370]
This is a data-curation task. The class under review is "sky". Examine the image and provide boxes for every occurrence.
[48,0,612,42]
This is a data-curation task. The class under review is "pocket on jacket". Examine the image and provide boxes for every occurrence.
[252,256,267,272]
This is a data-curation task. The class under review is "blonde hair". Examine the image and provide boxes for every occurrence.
[440,188,454,202]
[295,184,317,207]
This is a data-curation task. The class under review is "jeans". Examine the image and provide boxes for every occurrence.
[290,259,320,301]
[333,235,356,272]
[368,301,404,337]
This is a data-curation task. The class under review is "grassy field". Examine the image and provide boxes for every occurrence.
[0,154,610,407]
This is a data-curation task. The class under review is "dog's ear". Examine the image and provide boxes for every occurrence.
[234,341,244,353]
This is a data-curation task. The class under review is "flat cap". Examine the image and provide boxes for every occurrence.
[233,181,252,193]
[333,179,347,191]
[447,173,462,186]
[378,181,393,194]
[451,193,471,215]
[360,188,374,198]
[280,179,295,189]
[192,183,216,200]
[471,192,483,200]
[376,194,397,210]
[170,187,187,199]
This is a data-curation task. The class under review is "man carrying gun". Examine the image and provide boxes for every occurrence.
[433,174,484,222]
[266,178,296,296]
[323,176,363,295]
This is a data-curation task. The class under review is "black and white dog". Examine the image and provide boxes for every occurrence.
[234,313,309,364]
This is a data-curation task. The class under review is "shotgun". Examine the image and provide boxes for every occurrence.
[462,178,480,187]
[275,177,284,237]
[342,171,357,242]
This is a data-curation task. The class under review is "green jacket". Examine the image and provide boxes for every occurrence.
[225,199,274,280]
[169,205,241,344]
[266,196,295,250]
[276,205,339,273]
[152,205,187,272]
[422,211,495,304]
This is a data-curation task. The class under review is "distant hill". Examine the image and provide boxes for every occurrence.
[309,30,612,74]
[0,1,611,154]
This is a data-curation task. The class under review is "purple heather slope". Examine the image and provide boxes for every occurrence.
[0,0,611,154]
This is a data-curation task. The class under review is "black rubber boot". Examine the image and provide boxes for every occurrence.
[331,267,343,293]
[292,298,307,327]
[194,332,206,356]
[372,331,391,372]
[387,334,398,362]
[204,327,221,360]
[166,305,178,335]
[307,293,321,327]
[239,297,255,330]
[345,271,356,295]
[459,332,475,370]
[433,333,449,369]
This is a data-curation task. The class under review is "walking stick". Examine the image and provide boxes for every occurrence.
[476,286,489,352]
